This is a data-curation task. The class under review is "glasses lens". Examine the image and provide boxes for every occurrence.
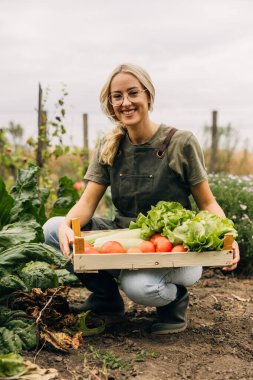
[109,89,146,106]
[109,93,123,106]
[127,89,141,101]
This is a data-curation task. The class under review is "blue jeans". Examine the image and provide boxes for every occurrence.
[43,216,202,307]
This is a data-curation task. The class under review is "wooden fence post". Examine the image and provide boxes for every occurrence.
[210,110,218,173]
[36,83,47,168]
[83,113,89,160]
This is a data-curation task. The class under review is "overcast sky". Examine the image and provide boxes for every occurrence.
[1,0,253,150]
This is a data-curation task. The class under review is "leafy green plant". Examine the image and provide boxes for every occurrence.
[84,344,130,372]
[0,353,25,376]
[50,176,79,217]
[208,174,253,275]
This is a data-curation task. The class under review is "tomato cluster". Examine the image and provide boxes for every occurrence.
[84,233,187,254]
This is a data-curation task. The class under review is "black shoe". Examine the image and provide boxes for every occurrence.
[70,271,125,316]
[151,285,189,334]
[70,292,125,315]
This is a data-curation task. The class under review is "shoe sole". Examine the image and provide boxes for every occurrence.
[151,313,188,335]
[151,323,187,335]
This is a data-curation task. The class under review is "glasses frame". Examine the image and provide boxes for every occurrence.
[108,88,147,107]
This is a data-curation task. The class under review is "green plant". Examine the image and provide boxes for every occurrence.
[134,349,159,362]
[83,344,130,375]
[207,174,253,276]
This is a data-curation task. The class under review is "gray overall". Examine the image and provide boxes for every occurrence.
[43,128,202,307]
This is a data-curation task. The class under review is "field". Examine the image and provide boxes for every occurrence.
[24,269,253,380]
[1,141,253,379]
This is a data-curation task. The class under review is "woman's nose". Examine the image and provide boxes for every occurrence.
[121,94,132,106]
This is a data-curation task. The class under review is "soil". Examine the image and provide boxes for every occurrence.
[26,269,253,380]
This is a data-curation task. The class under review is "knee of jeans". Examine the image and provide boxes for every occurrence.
[120,276,152,305]
[120,271,175,306]
[43,216,63,244]
[178,266,203,287]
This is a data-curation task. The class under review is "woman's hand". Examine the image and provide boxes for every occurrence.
[223,241,240,271]
[58,220,75,257]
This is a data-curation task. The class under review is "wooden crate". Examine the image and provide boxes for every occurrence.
[70,218,234,273]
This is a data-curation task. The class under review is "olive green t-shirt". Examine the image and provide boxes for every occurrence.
[84,124,208,187]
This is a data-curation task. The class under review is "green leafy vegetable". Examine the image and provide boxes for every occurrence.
[20,261,59,291]
[130,201,237,252]
[0,307,37,355]
[50,176,79,217]
[0,353,25,376]
[0,243,67,269]
[55,269,81,286]
[165,211,237,252]
[0,221,43,253]
[0,177,14,230]
[0,274,28,296]
[130,201,195,239]
[9,163,49,225]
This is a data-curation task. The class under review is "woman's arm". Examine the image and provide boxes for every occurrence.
[59,181,107,256]
[190,180,225,216]
[190,180,239,271]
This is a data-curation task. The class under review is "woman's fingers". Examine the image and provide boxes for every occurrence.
[59,224,75,257]
[222,241,240,271]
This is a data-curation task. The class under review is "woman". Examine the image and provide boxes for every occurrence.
[43,63,239,334]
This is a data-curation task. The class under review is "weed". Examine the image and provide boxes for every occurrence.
[83,344,130,378]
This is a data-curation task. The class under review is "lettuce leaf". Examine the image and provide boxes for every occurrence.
[130,201,195,239]
[166,211,237,252]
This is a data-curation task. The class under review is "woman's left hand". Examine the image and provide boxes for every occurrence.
[222,241,240,271]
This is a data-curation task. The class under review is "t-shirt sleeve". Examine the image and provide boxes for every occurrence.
[84,144,110,186]
[169,131,208,186]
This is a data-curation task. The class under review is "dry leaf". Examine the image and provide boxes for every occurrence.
[40,328,83,352]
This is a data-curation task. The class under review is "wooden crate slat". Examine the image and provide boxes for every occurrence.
[72,218,234,272]
[73,250,233,272]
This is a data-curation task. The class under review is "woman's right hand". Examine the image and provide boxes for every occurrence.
[58,220,75,257]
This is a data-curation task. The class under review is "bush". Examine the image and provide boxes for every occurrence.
[208,174,253,276]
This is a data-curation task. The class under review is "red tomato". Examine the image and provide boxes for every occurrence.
[138,241,155,253]
[73,182,82,191]
[127,247,143,253]
[99,241,126,254]
[171,245,187,252]
[155,237,173,252]
[85,246,99,254]
[150,233,163,247]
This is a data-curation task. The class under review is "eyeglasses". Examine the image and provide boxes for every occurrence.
[108,88,147,107]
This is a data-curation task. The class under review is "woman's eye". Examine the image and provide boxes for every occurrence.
[112,93,122,100]
[128,89,139,97]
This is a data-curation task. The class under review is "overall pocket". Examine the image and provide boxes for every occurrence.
[119,173,154,215]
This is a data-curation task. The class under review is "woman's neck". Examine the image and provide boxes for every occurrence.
[126,121,159,145]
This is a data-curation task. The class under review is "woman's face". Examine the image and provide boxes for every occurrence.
[109,72,150,126]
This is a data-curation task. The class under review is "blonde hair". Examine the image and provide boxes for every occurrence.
[99,63,155,165]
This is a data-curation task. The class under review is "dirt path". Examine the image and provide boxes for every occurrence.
[27,270,253,380]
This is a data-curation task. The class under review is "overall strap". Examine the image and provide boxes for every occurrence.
[156,127,178,158]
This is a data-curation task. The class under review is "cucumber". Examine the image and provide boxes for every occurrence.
[85,228,142,245]
[94,237,144,250]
